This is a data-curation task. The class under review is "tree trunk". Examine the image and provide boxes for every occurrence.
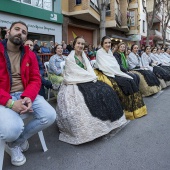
[142,0,161,46]
[162,28,166,47]
[146,23,150,46]
[161,0,170,47]
[99,5,106,40]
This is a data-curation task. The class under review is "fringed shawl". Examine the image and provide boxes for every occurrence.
[150,53,162,65]
[128,52,142,70]
[141,52,153,71]
[95,48,132,79]
[63,50,97,84]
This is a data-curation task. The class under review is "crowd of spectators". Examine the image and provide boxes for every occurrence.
[1,22,170,169]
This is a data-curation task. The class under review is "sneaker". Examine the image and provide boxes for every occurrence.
[5,144,26,166]
[20,140,29,152]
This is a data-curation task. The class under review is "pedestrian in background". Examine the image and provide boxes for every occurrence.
[25,39,53,98]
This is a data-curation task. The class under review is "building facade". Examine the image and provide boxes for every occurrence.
[0,0,63,45]
[62,0,134,47]
[62,0,99,46]
[105,0,131,46]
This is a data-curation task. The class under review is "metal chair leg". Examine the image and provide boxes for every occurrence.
[0,139,5,170]
[38,131,48,152]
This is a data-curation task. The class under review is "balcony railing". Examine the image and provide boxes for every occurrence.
[38,53,69,65]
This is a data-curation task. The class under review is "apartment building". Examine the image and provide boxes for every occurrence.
[143,0,163,46]
[62,0,99,46]
[139,0,170,47]
[62,0,134,47]
[125,0,147,47]
[105,0,132,46]
[0,0,63,44]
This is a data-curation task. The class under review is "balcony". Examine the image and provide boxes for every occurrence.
[148,12,162,23]
[62,0,100,24]
[150,30,162,37]
[150,30,163,40]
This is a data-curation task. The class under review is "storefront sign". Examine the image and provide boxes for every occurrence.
[0,0,63,24]
[0,12,62,42]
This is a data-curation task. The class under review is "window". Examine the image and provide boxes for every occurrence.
[12,0,21,2]
[12,0,52,11]
[129,11,135,26]
[76,0,81,5]
[23,0,31,4]
[143,20,145,32]
[106,3,111,17]
[90,0,98,7]
[31,0,43,8]
[43,0,52,11]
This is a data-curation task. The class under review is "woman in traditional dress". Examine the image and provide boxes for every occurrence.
[48,44,66,90]
[150,47,162,66]
[157,47,170,73]
[113,42,140,87]
[56,36,127,145]
[141,46,170,88]
[94,36,147,120]
[128,44,161,96]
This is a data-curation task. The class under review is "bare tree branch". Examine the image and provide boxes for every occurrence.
[162,0,170,46]
[142,0,162,45]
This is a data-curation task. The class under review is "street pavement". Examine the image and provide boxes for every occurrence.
[3,87,170,170]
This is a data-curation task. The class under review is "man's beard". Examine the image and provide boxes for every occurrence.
[8,34,24,45]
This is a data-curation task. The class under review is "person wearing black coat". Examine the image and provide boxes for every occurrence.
[113,43,140,87]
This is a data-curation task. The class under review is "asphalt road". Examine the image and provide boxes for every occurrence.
[3,87,170,170]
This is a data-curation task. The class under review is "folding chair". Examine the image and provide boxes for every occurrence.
[0,139,5,170]
[44,62,51,101]
[90,60,96,68]
[44,62,59,101]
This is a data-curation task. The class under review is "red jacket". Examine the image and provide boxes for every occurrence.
[0,40,41,106]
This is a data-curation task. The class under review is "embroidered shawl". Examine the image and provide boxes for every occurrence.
[63,50,97,84]
[150,53,162,65]
[141,52,153,71]
[95,48,132,79]
[128,52,142,70]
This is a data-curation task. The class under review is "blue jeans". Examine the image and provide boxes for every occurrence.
[0,92,57,147]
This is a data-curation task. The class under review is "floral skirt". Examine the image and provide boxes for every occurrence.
[57,82,127,145]
[94,69,147,120]
[131,70,161,97]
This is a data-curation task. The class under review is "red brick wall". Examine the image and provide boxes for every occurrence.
[68,25,93,45]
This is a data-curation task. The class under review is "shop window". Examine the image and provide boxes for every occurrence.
[76,0,81,5]
[27,32,55,47]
